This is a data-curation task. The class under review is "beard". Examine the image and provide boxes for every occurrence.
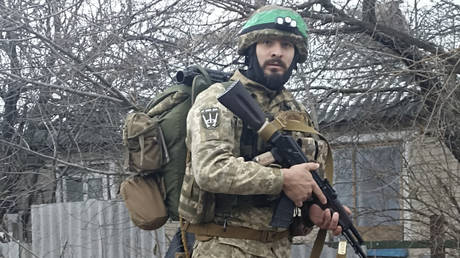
[261,58,290,91]
[264,72,287,90]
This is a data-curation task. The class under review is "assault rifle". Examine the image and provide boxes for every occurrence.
[218,81,367,258]
[176,66,233,86]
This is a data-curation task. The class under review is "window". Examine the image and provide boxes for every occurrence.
[334,144,401,227]
[87,178,103,199]
[56,162,117,202]
[65,178,84,202]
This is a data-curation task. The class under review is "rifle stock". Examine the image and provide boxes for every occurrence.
[218,81,367,258]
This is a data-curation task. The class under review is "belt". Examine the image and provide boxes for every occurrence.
[180,220,289,243]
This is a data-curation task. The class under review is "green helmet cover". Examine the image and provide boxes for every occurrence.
[240,8,308,38]
[238,6,309,63]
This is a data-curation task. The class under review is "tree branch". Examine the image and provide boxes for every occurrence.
[0,139,124,176]
[289,86,413,94]
[2,14,137,109]
[0,71,125,104]
[310,0,459,68]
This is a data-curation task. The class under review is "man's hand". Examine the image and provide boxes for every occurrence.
[281,163,327,207]
[308,204,352,236]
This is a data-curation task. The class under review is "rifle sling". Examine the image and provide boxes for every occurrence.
[311,229,328,258]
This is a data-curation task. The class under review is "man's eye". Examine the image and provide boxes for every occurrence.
[282,42,293,48]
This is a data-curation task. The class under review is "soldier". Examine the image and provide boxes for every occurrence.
[178,5,349,258]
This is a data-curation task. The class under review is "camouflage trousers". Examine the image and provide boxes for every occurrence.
[192,236,291,258]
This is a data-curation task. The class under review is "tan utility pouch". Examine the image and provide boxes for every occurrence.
[122,112,169,173]
[120,175,168,230]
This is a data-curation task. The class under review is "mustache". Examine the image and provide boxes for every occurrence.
[263,58,287,69]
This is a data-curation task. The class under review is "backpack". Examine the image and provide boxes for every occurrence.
[121,65,232,229]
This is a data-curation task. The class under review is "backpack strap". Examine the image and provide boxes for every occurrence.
[191,76,208,104]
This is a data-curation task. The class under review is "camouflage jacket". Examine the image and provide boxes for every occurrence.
[180,70,329,256]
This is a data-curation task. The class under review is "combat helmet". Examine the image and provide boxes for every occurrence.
[238,5,309,63]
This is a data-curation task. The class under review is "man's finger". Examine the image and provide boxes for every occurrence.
[320,209,330,228]
[330,212,339,229]
[296,201,303,207]
[305,163,327,205]
[343,205,352,215]
[305,162,319,171]
[312,183,327,205]
[333,225,342,236]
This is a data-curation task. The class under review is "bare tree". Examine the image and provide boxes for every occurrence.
[0,0,240,242]
[0,0,458,255]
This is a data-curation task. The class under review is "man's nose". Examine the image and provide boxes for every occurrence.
[270,42,283,57]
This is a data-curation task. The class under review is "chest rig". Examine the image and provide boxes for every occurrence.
[214,91,322,219]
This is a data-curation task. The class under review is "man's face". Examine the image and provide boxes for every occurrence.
[256,37,295,78]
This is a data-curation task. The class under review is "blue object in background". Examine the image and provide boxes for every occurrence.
[367,248,409,257]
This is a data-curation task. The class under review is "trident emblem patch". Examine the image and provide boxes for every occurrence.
[200,107,220,129]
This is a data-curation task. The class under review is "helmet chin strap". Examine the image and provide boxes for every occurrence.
[243,44,299,91]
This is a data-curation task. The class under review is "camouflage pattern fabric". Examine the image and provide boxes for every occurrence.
[237,5,309,63]
[179,70,329,257]
[192,236,291,258]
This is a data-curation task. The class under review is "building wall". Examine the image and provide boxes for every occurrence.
[328,129,459,256]
[404,136,460,257]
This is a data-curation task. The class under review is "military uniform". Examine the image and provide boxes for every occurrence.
[179,70,329,257]
[177,5,332,258]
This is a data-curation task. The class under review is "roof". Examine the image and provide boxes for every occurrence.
[316,91,422,130]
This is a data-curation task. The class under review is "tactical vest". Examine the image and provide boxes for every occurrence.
[213,97,324,218]
[178,85,331,225]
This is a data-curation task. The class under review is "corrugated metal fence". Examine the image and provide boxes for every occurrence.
[31,200,166,258]
[26,200,361,258]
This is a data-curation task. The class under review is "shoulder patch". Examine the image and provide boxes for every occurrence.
[200,107,220,129]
